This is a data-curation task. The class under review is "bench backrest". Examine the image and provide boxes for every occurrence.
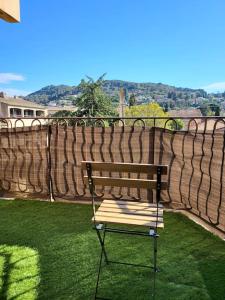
[81,161,168,202]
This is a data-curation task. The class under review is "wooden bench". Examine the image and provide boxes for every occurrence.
[81,161,168,299]
[82,161,167,229]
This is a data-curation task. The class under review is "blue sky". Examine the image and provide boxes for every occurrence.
[1,0,225,95]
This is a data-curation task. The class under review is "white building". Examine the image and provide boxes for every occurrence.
[0,92,47,127]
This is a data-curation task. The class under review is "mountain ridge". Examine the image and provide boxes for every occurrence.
[25,80,208,106]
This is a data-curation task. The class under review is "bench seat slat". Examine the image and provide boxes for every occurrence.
[102,199,163,208]
[98,206,163,217]
[92,216,164,228]
[95,211,163,222]
[93,200,164,228]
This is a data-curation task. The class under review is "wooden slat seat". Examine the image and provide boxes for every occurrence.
[93,200,164,228]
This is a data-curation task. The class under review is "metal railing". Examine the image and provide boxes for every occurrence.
[1,115,225,129]
[0,116,224,233]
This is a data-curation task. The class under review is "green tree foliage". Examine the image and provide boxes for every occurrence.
[129,93,136,107]
[111,96,119,105]
[169,118,184,130]
[199,104,213,116]
[50,73,118,125]
[51,110,77,126]
[215,106,221,116]
[196,89,207,98]
[169,100,175,109]
[75,74,117,118]
[52,110,76,118]
[124,102,184,129]
[209,103,221,116]
[168,91,177,101]
[172,92,177,101]
[164,103,169,112]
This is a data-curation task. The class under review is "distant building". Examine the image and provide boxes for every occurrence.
[0,92,79,126]
[169,108,202,118]
[195,119,225,132]
[48,101,58,107]
[220,109,225,117]
[169,108,202,130]
[169,108,225,131]
[0,92,47,127]
[0,92,46,117]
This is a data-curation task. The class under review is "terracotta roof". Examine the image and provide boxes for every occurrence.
[169,109,202,118]
[0,97,45,109]
[195,119,225,131]
[47,106,77,112]
[168,109,203,130]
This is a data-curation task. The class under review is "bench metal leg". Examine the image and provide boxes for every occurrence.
[95,224,109,264]
[152,230,159,300]
[94,226,159,300]
[95,224,108,299]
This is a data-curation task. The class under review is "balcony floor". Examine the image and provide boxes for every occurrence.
[0,200,224,300]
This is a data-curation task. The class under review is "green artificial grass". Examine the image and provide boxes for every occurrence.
[0,200,224,300]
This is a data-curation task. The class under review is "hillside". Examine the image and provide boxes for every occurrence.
[25,85,79,105]
[25,80,208,106]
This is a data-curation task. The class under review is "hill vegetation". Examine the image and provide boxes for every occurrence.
[25,79,225,115]
[25,80,206,106]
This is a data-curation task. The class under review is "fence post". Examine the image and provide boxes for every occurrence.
[47,124,54,202]
[148,124,155,203]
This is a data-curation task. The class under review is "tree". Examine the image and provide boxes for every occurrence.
[172,92,177,101]
[215,106,221,116]
[196,89,207,98]
[52,110,76,118]
[167,91,172,99]
[51,110,77,126]
[74,74,117,118]
[199,104,213,116]
[169,118,184,130]
[167,91,177,101]
[164,103,169,112]
[129,94,136,107]
[124,102,183,129]
[209,103,221,116]
[51,75,118,126]
[185,94,189,101]
[169,100,175,109]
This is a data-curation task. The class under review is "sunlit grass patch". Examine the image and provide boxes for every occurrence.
[0,245,39,300]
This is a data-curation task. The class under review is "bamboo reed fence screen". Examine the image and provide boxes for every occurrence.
[0,124,224,233]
